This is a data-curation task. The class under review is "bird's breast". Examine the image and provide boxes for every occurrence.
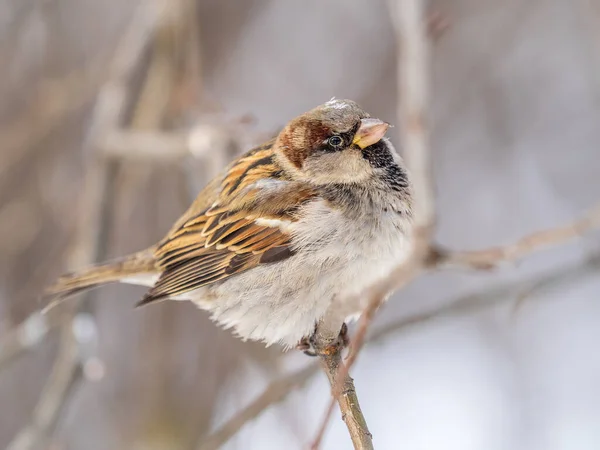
[290,197,413,297]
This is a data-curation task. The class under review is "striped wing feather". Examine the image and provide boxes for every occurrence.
[139,142,315,305]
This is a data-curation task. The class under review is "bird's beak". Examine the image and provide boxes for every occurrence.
[352,118,390,149]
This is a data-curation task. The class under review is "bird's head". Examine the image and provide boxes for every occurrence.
[274,99,398,186]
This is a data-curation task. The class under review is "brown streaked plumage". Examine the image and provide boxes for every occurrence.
[146,178,316,304]
[49,137,316,306]
[46,99,413,348]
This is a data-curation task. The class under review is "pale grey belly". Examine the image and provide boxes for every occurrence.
[187,223,411,348]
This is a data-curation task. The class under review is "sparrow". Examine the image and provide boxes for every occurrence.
[47,99,414,350]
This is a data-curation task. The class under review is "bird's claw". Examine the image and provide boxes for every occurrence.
[296,337,318,357]
[297,323,349,357]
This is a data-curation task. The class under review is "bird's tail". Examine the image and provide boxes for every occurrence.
[44,249,159,312]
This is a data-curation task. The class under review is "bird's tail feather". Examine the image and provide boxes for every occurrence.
[44,250,159,312]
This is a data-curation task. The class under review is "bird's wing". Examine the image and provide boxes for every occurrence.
[139,142,316,305]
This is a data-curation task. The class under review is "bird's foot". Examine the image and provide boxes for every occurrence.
[297,323,348,357]
[296,336,317,357]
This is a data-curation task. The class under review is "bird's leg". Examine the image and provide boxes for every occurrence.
[300,322,348,357]
[296,322,319,356]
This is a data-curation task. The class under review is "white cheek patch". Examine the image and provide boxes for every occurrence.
[304,151,373,184]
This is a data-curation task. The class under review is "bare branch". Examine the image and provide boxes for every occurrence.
[374,252,600,339]
[198,364,319,450]
[0,65,104,179]
[7,154,111,448]
[6,323,83,450]
[7,168,109,449]
[395,0,435,230]
[425,9,451,42]
[311,348,373,450]
[102,130,190,160]
[101,122,245,162]
[83,0,165,151]
[0,311,63,372]
[440,205,600,269]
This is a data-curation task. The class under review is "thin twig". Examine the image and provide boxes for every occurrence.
[311,347,373,450]
[198,364,319,450]
[310,264,420,449]
[201,252,600,450]
[373,252,600,339]
[102,124,244,162]
[440,206,600,269]
[7,162,111,449]
[0,60,107,179]
[0,311,63,372]
[7,160,110,450]
[102,129,190,160]
[88,0,165,158]
[6,323,84,450]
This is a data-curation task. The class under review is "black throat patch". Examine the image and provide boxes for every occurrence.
[361,140,409,192]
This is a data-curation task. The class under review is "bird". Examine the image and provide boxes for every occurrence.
[46,99,414,351]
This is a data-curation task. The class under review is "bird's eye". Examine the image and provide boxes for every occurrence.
[328,136,343,147]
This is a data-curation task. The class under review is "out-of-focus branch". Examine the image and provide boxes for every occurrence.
[0,67,104,179]
[102,130,190,160]
[6,148,111,450]
[0,311,63,372]
[202,251,600,450]
[198,364,320,450]
[425,9,451,42]
[4,2,163,448]
[438,206,600,269]
[396,0,435,230]
[311,1,434,447]
[6,323,83,450]
[374,252,600,337]
[101,124,239,162]
[7,154,111,449]
[6,310,103,450]
[0,0,163,179]
[84,0,165,149]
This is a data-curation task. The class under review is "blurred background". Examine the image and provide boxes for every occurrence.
[1,0,600,449]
